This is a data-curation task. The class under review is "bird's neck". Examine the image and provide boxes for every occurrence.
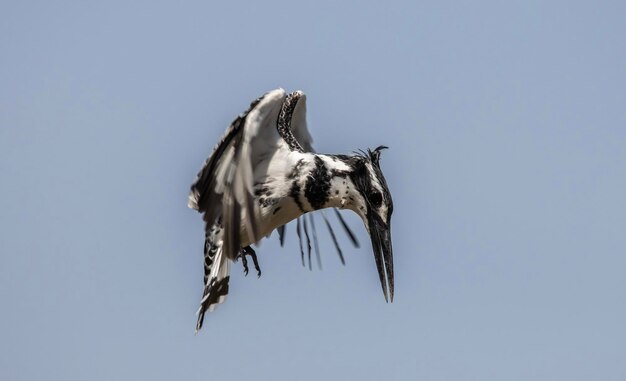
[292,152,362,214]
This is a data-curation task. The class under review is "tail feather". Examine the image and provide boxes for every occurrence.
[196,248,230,332]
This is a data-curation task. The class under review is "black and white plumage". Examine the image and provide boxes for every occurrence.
[189,89,394,331]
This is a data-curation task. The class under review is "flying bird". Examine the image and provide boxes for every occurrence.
[189,89,394,331]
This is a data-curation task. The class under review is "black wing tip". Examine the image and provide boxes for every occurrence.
[321,211,346,265]
[277,225,286,247]
[333,208,360,248]
[302,216,313,271]
[308,214,323,271]
[296,218,305,267]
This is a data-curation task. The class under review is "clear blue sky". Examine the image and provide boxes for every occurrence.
[1,1,625,380]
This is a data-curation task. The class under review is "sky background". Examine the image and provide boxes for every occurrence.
[1,1,625,380]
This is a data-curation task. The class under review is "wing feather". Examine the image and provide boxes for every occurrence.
[189,89,287,259]
[290,92,314,151]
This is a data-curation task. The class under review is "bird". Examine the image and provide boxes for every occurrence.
[188,88,394,331]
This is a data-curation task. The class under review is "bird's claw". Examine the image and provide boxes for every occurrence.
[241,254,249,276]
[239,246,261,277]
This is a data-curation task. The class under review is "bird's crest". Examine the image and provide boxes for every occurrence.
[355,145,388,166]
[367,145,388,165]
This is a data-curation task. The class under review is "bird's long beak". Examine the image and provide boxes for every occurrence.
[368,214,394,302]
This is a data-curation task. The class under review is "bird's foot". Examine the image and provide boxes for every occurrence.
[240,246,261,277]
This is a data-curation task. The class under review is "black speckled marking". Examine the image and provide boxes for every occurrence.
[277,92,304,152]
[304,156,331,210]
[196,275,230,331]
[288,159,305,180]
[259,197,278,208]
[254,186,269,196]
[290,180,305,212]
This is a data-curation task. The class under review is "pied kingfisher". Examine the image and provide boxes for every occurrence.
[189,89,394,331]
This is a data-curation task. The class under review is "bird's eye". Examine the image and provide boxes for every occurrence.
[370,192,383,208]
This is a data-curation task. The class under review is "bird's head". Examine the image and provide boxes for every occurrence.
[348,146,394,302]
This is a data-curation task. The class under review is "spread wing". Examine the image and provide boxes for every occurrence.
[188,89,289,260]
